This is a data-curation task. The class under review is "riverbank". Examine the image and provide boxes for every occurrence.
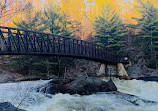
[0,70,23,83]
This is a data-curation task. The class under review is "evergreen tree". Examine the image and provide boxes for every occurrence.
[132,0,158,68]
[94,5,126,52]
[60,14,74,36]
[41,5,73,36]
[132,0,158,50]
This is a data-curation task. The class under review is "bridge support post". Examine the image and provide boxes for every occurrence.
[117,63,128,78]
[97,64,106,77]
[97,63,129,79]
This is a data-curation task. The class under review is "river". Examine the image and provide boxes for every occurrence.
[0,78,158,111]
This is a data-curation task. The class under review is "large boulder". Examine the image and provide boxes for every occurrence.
[0,102,25,111]
[37,77,117,95]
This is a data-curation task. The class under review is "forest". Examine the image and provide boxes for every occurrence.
[0,0,158,77]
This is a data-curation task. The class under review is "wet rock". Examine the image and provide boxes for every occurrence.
[0,102,25,111]
[37,77,117,95]
[137,76,158,82]
[107,92,158,106]
[36,79,73,94]
[105,79,117,91]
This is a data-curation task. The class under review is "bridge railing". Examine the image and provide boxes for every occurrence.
[0,26,124,63]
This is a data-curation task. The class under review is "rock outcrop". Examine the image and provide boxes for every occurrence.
[64,60,101,79]
[37,77,117,95]
[0,70,22,83]
[124,46,158,78]
[127,59,158,79]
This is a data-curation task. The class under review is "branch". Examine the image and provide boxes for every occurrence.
[0,0,7,18]
[1,11,18,18]
[0,0,26,19]
[0,13,16,25]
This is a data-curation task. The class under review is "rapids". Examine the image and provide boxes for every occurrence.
[0,78,158,111]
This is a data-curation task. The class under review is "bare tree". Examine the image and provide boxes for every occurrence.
[0,0,28,25]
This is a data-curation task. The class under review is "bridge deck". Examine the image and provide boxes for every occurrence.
[0,26,128,64]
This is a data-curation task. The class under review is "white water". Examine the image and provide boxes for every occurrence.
[0,78,158,111]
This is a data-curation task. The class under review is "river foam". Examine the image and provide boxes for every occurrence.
[0,78,158,111]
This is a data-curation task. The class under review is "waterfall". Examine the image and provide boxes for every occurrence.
[0,78,158,111]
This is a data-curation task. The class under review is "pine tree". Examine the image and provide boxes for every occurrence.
[132,0,158,50]
[132,0,158,68]
[94,5,126,52]
[41,5,73,37]
[59,14,74,36]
